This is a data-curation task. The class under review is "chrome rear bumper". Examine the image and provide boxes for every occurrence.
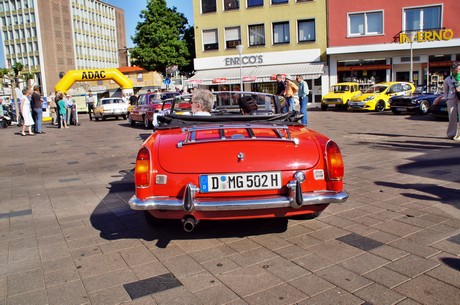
[128,188,349,212]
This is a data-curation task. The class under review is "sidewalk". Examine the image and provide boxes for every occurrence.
[0,111,459,305]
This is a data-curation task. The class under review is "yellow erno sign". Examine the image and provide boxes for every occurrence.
[399,29,454,43]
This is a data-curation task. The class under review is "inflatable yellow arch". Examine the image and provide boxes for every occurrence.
[55,68,134,95]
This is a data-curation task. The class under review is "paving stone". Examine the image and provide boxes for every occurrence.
[194,283,241,305]
[151,286,200,305]
[70,245,102,259]
[426,264,460,288]
[161,254,205,278]
[188,244,237,264]
[339,252,390,275]
[354,283,405,305]
[178,270,221,293]
[88,285,132,305]
[257,256,310,281]
[315,265,373,293]
[292,253,335,272]
[75,251,128,279]
[306,240,364,263]
[82,268,137,293]
[385,254,440,278]
[44,267,80,288]
[225,238,262,253]
[228,246,278,267]
[243,283,308,305]
[288,273,336,297]
[130,261,172,280]
[118,246,158,267]
[372,219,423,237]
[336,233,384,251]
[41,256,76,274]
[216,265,283,298]
[249,234,293,250]
[388,238,441,258]
[46,280,89,305]
[394,274,460,305]
[363,267,410,289]
[369,245,410,261]
[287,233,323,249]
[7,289,48,305]
[297,287,364,305]
[7,268,44,296]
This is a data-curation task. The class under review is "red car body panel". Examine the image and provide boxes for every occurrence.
[129,92,348,229]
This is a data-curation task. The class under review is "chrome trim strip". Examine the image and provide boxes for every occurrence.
[128,190,349,211]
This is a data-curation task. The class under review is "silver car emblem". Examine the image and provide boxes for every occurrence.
[237,152,245,161]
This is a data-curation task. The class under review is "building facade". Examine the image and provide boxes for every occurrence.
[190,0,328,105]
[0,0,127,96]
[327,0,460,92]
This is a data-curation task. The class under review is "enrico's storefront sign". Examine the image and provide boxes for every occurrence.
[225,55,263,66]
[399,29,454,43]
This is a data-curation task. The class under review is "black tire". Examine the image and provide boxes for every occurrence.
[102,116,106,121]
[1,120,8,128]
[115,116,119,120]
[122,115,127,120]
[144,211,165,226]
[392,109,401,115]
[95,116,100,121]
[321,104,328,111]
[144,115,151,128]
[341,101,349,111]
[419,100,430,115]
[375,100,386,112]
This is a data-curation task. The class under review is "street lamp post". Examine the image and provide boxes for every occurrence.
[236,44,243,91]
[408,31,416,84]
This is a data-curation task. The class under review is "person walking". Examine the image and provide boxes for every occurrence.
[20,88,35,136]
[296,75,309,125]
[31,85,44,134]
[86,91,95,121]
[443,62,460,140]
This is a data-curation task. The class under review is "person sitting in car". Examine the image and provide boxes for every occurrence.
[191,89,214,116]
[238,96,258,115]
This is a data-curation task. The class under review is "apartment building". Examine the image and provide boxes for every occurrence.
[327,0,460,92]
[189,0,328,104]
[0,0,127,96]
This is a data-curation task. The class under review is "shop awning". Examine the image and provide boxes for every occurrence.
[188,63,324,85]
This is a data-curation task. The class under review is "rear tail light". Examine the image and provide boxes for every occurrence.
[325,140,344,180]
[135,147,150,187]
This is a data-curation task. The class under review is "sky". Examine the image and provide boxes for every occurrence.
[0,0,194,67]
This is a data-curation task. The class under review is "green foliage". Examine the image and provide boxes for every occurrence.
[130,0,190,73]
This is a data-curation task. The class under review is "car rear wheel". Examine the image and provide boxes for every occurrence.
[419,100,430,115]
[375,100,386,112]
[292,211,323,220]
[144,115,151,128]
[321,104,328,111]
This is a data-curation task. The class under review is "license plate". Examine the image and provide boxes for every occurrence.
[328,104,336,107]
[396,107,407,111]
[440,107,447,112]
[200,172,282,193]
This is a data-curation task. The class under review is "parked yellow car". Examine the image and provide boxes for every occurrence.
[321,82,361,111]
[349,82,415,112]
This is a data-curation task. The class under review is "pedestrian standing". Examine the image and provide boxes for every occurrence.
[57,94,68,128]
[49,94,57,125]
[276,74,287,112]
[296,75,309,125]
[86,91,95,121]
[443,62,460,140]
[20,88,35,136]
[284,75,298,112]
[64,93,73,126]
[31,85,44,134]
[55,92,62,128]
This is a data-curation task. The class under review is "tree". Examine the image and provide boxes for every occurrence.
[0,62,28,121]
[181,25,196,77]
[130,0,190,74]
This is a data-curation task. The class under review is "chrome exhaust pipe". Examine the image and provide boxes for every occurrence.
[182,216,198,232]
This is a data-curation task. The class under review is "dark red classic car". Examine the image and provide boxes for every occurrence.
[128,91,348,231]
[128,91,180,128]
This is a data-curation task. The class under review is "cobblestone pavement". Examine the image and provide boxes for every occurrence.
[0,109,459,305]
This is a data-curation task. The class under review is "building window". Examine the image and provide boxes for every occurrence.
[203,29,218,50]
[224,0,239,10]
[298,19,315,42]
[404,5,441,31]
[272,0,288,4]
[348,11,383,36]
[273,21,289,44]
[202,0,216,13]
[225,27,241,49]
[248,0,263,7]
[249,24,265,46]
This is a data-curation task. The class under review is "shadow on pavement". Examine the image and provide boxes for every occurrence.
[90,169,288,249]
[439,257,460,271]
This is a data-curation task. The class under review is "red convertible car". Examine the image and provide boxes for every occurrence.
[128,91,348,232]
